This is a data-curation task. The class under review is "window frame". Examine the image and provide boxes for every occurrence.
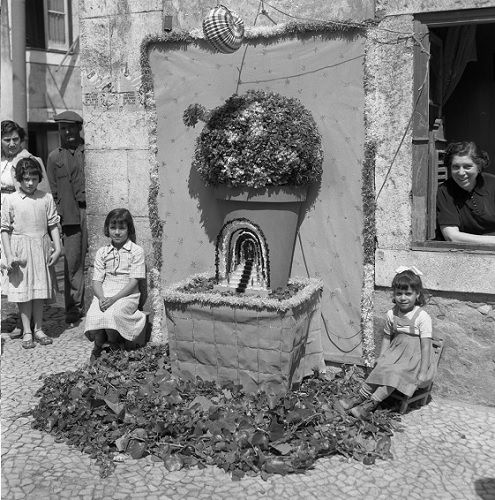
[44,0,71,51]
[26,0,72,52]
[411,7,495,252]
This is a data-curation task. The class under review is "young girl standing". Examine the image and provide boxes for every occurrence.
[84,208,147,361]
[340,267,436,418]
[1,157,61,348]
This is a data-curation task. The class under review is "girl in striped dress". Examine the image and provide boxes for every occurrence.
[340,267,436,418]
[84,209,147,362]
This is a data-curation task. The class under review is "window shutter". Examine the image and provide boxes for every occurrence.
[411,20,430,242]
[427,118,448,239]
[26,0,46,49]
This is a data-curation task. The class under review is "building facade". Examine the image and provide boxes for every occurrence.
[1,0,81,165]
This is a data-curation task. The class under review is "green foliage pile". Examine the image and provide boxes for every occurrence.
[31,346,401,479]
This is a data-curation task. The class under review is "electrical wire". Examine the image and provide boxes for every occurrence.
[234,1,263,94]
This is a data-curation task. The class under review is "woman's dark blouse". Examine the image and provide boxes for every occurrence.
[436,172,495,236]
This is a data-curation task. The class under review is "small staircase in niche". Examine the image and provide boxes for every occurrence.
[235,259,253,293]
[214,218,269,295]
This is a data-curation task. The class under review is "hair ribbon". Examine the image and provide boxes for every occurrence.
[395,265,423,276]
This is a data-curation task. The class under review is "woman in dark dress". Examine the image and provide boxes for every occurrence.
[437,141,495,246]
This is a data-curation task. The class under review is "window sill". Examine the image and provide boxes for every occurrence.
[412,240,495,254]
[26,47,76,55]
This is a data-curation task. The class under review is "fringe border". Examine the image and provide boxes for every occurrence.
[163,273,323,313]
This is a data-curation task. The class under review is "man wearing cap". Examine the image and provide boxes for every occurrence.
[47,111,87,325]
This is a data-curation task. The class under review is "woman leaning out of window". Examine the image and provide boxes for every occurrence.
[436,141,495,246]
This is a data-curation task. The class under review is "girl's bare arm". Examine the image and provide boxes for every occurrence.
[1,231,13,269]
[47,224,62,266]
[92,280,105,300]
[417,337,432,384]
[109,278,139,302]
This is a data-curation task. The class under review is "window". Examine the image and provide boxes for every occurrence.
[26,0,72,51]
[412,7,495,249]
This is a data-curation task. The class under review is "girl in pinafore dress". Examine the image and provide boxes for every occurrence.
[1,157,61,349]
[84,208,146,362]
[340,267,436,418]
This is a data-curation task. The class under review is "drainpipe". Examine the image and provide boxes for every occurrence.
[11,0,27,130]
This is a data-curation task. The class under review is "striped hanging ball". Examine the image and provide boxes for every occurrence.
[203,5,245,54]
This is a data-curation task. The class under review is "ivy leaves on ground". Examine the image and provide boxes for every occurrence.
[30,346,402,479]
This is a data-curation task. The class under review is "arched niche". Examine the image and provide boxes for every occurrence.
[215,218,269,294]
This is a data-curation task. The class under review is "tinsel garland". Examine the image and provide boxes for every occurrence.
[163,273,323,313]
[360,141,377,366]
[140,20,371,96]
[140,50,164,342]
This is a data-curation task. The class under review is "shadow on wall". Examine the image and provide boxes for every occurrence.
[187,162,224,244]
[188,162,321,246]
[474,478,495,500]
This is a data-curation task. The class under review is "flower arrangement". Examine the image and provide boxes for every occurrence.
[183,89,323,188]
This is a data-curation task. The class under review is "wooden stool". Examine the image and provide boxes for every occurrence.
[389,337,444,414]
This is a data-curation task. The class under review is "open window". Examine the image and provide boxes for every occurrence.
[26,0,72,52]
[412,7,495,249]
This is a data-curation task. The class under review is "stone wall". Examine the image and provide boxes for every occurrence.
[374,288,495,406]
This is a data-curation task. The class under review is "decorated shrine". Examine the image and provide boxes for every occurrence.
[162,66,327,392]
[142,12,369,379]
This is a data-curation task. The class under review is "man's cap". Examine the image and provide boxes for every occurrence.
[53,111,83,123]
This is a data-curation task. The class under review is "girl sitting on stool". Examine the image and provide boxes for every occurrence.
[84,208,147,362]
[340,267,436,418]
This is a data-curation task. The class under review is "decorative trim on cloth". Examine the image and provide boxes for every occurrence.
[163,273,323,313]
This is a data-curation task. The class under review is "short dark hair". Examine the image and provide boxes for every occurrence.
[1,120,26,141]
[391,270,426,306]
[104,208,136,243]
[444,141,490,172]
[15,157,43,182]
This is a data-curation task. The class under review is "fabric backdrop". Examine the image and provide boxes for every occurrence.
[150,31,365,362]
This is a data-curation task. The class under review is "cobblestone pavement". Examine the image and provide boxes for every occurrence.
[2,289,495,500]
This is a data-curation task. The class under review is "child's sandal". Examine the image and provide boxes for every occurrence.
[34,330,53,345]
[21,333,35,349]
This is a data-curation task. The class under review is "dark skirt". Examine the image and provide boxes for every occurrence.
[366,333,437,397]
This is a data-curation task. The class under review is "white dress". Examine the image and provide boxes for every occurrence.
[84,240,146,341]
[1,190,60,302]
[1,149,51,295]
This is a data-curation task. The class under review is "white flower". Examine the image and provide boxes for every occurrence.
[249,120,265,138]
[225,130,239,144]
